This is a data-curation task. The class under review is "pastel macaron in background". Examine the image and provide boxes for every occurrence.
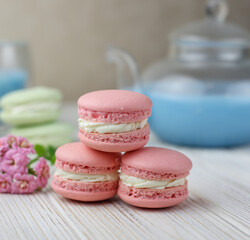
[0,87,62,126]
[78,90,152,152]
[118,147,192,208]
[51,142,121,202]
[10,122,73,148]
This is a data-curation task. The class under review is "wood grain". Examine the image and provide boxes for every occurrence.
[0,104,250,240]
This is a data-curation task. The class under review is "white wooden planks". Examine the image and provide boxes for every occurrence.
[0,104,249,240]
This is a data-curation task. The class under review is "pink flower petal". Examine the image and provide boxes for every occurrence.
[12,173,37,194]
[0,173,12,193]
[34,157,50,188]
[1,149,29,177]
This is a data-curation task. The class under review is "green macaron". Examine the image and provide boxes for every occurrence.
[0,87,62,126]
[10,122,74,147]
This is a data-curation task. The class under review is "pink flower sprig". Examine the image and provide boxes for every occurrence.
[0,135,53,194]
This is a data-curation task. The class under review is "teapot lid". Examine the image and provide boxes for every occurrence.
[171,0,250,48]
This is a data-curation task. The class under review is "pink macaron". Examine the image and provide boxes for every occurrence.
[78,90,152,152]
[51,142,121,202]
[118,147,192,208]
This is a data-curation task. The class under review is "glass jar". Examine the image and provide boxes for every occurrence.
[0,41,30,132]
[0,41,30,98]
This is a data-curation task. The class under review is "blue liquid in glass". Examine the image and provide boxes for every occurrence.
[128,80,250,147]
[148,93,250,147]
[0,70,27,124]
[0,70,27,97]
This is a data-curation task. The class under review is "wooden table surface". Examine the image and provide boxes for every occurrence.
[0,103,250,240]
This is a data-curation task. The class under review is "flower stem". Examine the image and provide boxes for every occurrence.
[27,157,39,167]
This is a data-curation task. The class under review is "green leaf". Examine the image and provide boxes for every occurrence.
[33,144,56,166]
[27,156,39,167]
[34,144,46,156]
[51,155,56,165]
[47,145,56,158]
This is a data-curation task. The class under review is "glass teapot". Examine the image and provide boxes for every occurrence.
[106,0,250,147]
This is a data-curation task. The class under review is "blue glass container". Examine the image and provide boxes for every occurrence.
[0,42,30,127]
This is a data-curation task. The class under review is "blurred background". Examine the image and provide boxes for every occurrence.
[1,0,250,148]
[0,0,249,100]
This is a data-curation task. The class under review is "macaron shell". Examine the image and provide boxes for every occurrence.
[78,125,150,153]
[118,182,188,208]
[78,90,152,113]
[78,107,151,124]
[1,110,60,127]
[0,86,62,107]
[51,180,117,202]
[56,142,121,168]
[55,159,120,175]
[10,122,73,147]
[122,147,192,174]
[121,164,189,180]
[118,190,188,208]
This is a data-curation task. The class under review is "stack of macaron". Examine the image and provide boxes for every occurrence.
[0,87,73,147]
[52,89,192,208]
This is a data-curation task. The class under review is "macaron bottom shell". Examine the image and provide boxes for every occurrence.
[118,181,188,208]
[51,176,118,202]
[10,122,73,148]
[78,124,150,153]
[1,110,60,127]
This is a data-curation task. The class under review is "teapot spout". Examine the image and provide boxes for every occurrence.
[106,46,139,90]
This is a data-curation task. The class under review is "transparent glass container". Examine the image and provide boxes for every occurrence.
[0,41,31,131]
[0,41,30,98]
[107,0,250,147]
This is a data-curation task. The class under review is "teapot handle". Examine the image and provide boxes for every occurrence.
[205,0,228,22]
[106,46,140,90]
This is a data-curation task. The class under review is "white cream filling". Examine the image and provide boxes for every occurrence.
[7,102,61,114]
[120,172,186,189]
[78,118,148,134]
[55,168,119,182]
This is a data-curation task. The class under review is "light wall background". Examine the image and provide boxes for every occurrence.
[0,0,249,100]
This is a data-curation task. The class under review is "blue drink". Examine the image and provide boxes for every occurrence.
[0,69,27,97]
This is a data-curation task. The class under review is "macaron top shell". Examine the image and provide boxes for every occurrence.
[0,86,62,107]
[122,147,192,174]
[56,142,121,168]
[78,90,152,113]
